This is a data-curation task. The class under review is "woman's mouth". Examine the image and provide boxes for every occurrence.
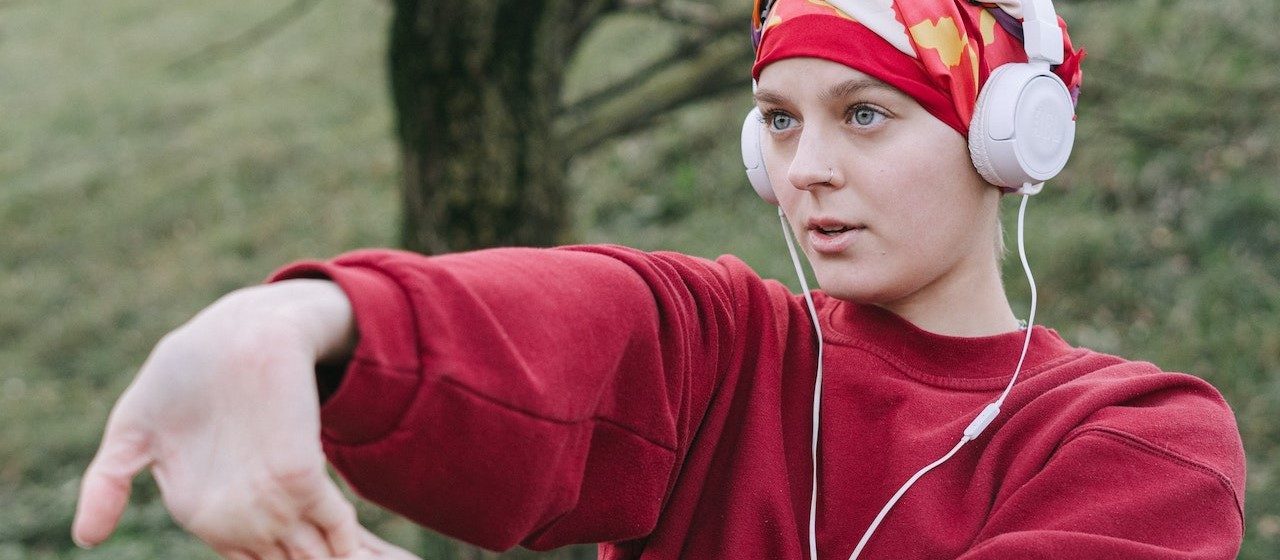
[816,224,854,235]
[806,219,865,254]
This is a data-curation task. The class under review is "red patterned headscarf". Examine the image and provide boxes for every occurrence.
[751,0,1085,137]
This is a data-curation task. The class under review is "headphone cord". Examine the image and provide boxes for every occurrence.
[778,208,826,560]
[779,195,1038,560]
[845,194,1038,560]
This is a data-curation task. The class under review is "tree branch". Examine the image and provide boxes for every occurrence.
[623,0,721,27]
[563,0,748,119]
[564,0,746,117]
[562,34,708,118]
[556,32,752,154]
[566,0,624,53]
[168,0,320,71]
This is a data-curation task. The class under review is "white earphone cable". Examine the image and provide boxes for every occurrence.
[846,437,967,559]
[778,196,1036,560]
[1000,194,1038,407]
[778,208,825,560]
[846,194,1038,560]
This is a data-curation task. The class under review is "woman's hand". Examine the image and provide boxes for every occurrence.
[352,526,426,560]
[70,280,413,559]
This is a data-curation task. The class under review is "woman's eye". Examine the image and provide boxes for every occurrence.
[766,112,796,131]
[850,106,884,127]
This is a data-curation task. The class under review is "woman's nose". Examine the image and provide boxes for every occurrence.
[787,130,841,191]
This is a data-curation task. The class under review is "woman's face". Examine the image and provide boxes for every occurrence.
[755,57,1001,312]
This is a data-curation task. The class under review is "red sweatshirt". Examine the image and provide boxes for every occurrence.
[272,245,1245,560]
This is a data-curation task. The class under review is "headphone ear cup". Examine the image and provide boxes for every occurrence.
[742,108,779,205]
[969,63,1076,195]
[968,70,1005,188]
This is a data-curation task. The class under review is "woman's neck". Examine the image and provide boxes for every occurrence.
[879,255,1020,337]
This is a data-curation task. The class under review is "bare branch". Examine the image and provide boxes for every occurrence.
[624,0,721,27]
[556,32,752,154]
[168,0,320,71]
[562,1,749,122]
[562,28,725,119]
[572,0,623,21]
[567,0,625,52]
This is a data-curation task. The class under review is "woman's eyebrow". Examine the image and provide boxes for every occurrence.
[753,89,790,106]
[821,78,896,102]
[754,78,897,106]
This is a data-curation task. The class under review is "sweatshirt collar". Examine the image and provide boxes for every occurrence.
[821,297,1078,386]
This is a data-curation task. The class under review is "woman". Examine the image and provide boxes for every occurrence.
[72,0,1245,558]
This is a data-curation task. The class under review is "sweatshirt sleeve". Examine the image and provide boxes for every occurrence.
[269,245,763,551]
[958,385,1246,560]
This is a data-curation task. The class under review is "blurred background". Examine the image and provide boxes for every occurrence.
[1,0,1277,558]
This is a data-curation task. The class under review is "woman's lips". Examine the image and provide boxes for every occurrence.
[805,219,865,255]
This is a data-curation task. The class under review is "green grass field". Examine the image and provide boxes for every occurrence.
[2,1,1277,558]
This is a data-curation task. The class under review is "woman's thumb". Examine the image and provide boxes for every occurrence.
[71,428,151,548]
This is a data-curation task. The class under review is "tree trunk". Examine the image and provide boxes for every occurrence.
[390,0,577,254]
[386,2,609,556]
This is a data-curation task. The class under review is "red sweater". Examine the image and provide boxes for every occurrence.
[272,245,1245,560]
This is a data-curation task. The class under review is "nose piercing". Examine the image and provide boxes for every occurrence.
[826,168,834,183]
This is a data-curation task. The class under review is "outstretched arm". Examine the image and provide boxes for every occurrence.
[270,246,750,551]
[72,279,418,559]
[72,245,762,556]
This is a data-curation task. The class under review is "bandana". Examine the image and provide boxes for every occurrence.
[751,0,1085,137]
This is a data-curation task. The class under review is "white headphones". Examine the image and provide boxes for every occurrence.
[741,0,1076,200]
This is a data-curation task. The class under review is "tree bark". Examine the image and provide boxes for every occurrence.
[390,0,584,254]
[387,7,607,559]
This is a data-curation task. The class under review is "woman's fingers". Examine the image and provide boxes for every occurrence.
[218,523,421,560]
[218,549,257,560]
[217,548,284,560]
[262,544,290,560]
[304,479,360,557]
[71,420,152,548]
[356,525,425,559]
[280,522,334,559]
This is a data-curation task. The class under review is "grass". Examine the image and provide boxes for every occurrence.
[1,0,1278,558]
[1,1,397,557]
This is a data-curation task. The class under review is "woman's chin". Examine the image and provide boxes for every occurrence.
[812,277,905,306]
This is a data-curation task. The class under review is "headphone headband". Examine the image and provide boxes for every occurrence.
[1020,0,1064,65]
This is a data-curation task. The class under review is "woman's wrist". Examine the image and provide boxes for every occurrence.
[202,279,358,367]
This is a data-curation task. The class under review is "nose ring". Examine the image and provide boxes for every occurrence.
[826,168,834,184]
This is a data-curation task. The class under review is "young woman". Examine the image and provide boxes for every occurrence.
[72,1,1245,559]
